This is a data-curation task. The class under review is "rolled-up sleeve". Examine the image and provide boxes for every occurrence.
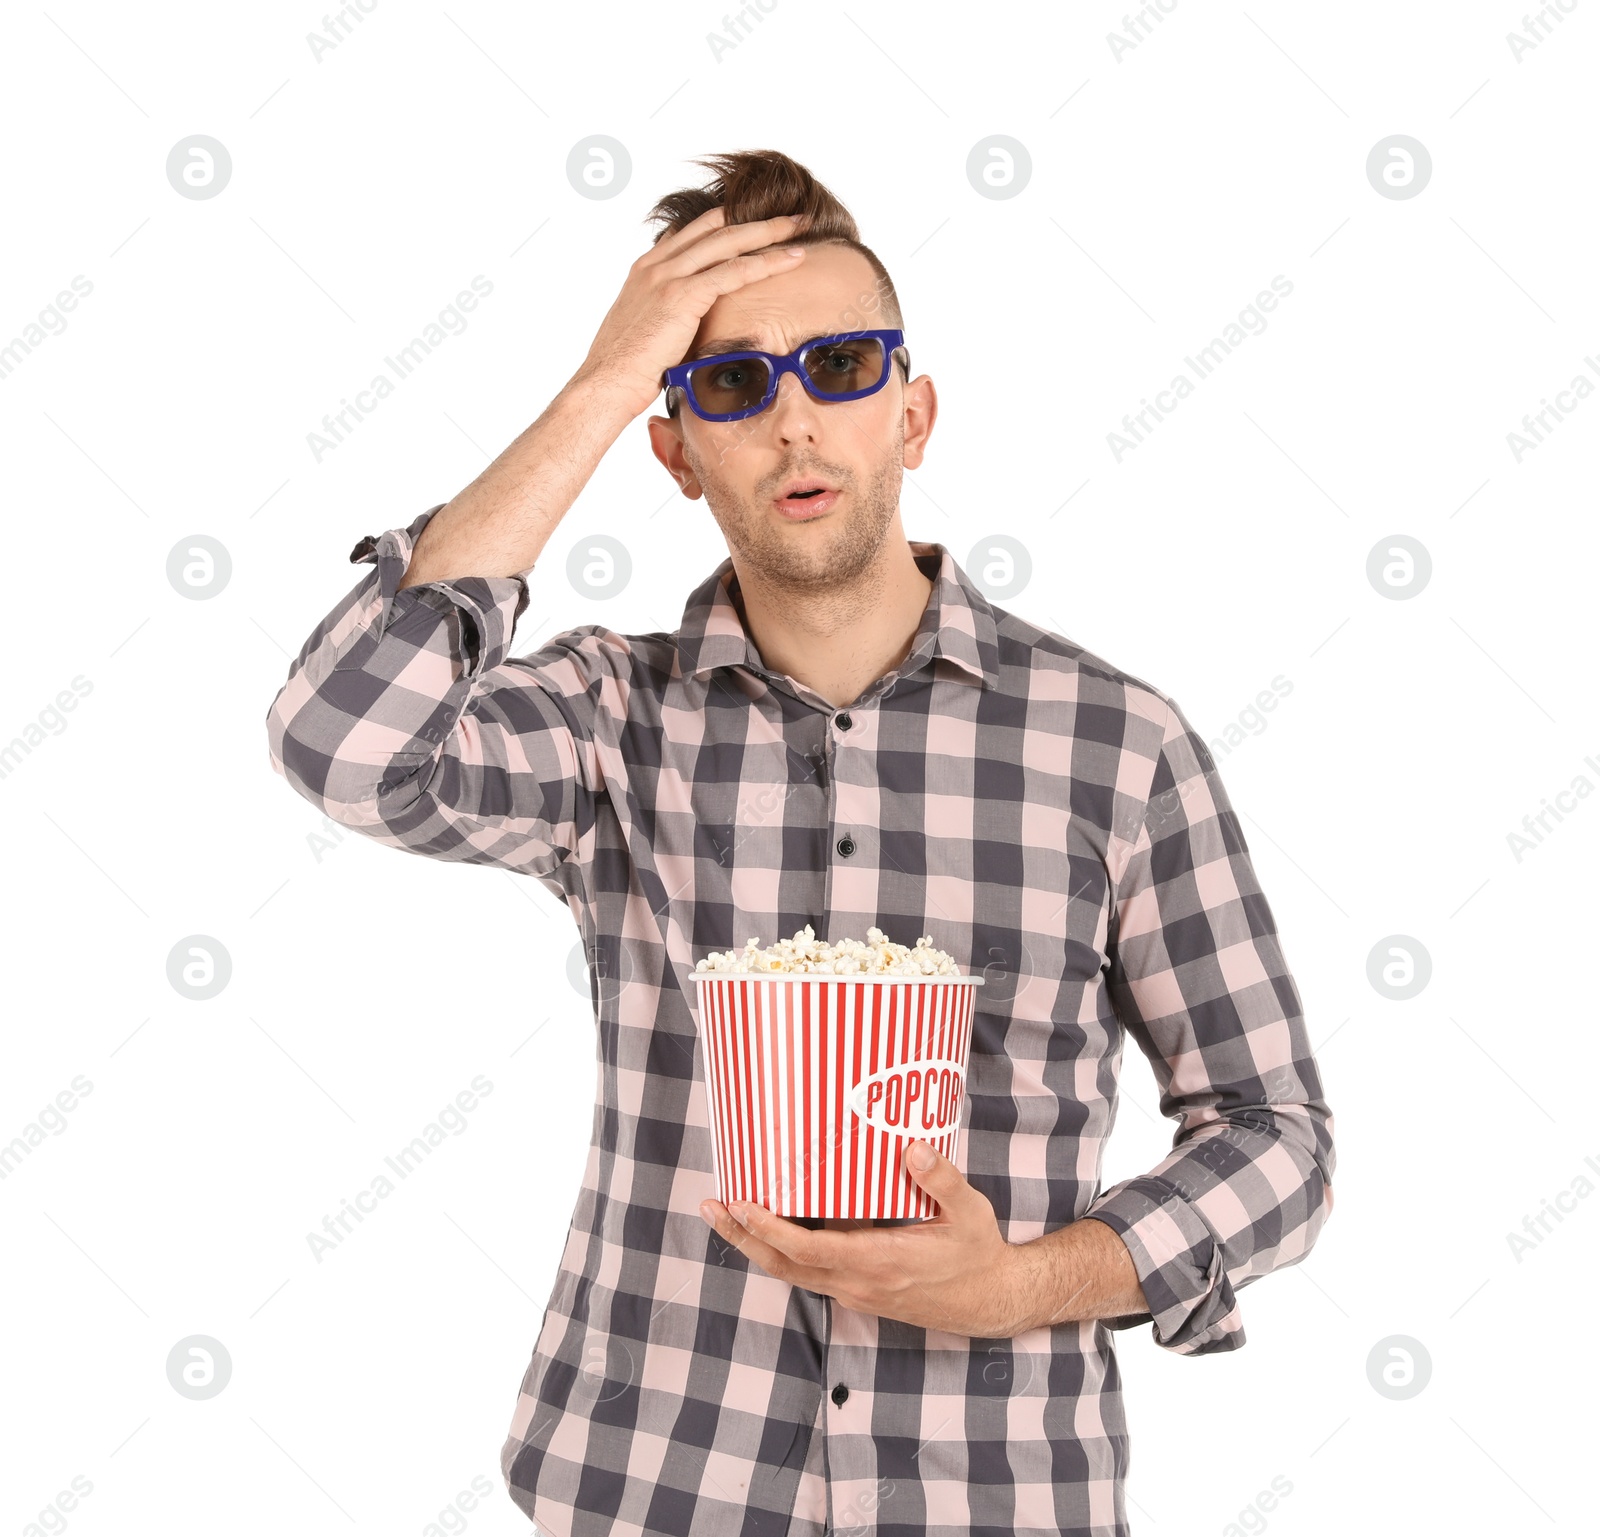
[264,502,611,891]
[1083,694,1336,1356]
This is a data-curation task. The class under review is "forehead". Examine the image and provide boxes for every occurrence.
[687,241,884,360]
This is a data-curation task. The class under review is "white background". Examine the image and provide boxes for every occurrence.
[2,2,1596,1533]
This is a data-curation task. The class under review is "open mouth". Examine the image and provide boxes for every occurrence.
[774,486,842,518]
[774,477,843,518]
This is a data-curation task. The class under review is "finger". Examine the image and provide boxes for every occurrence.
[639,203,727,266]
[681,244,808,308]
[902,1141,983,1221]
[700,1200,829,1287]
[655,212,811,280]
[716,1199,816,1260]
[652,219,800,291]
[707,1202,844,1285]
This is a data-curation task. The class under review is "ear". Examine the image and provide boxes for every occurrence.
[647,413,704,499]
[900,374,937,471]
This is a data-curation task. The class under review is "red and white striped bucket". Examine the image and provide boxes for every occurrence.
[690,973,982,1220]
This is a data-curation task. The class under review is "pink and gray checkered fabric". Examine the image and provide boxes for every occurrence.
[266,503,1335,1537]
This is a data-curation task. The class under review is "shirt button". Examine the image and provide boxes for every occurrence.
[835,712,853,730]
[836,836,856,858]
[831,1382,849,1406]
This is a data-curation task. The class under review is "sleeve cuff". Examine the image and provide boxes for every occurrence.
[345,503,530,681]
[1084,1175,1245,1356]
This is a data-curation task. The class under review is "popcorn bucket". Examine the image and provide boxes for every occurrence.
[690,973,983,1220]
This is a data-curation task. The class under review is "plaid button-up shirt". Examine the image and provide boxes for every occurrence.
[266,503,1335,1537]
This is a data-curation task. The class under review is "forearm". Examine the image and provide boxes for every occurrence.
[399,371,635,589]
[1006,1216,1150,1334]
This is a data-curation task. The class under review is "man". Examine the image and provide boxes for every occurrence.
[266,150,1335,1537]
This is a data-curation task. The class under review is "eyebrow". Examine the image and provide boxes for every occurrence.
[689,336,761,360]
[687,332,841,362]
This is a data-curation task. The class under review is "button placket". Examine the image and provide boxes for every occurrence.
[832,710,857,860]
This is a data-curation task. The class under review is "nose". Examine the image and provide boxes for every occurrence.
[765,368,822,445]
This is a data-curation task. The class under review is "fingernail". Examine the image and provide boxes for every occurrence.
[732,1202,752,1226]
[784,245,805,256]
[908,1142,935,1171]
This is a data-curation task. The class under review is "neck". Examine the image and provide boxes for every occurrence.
[730,534,937,711]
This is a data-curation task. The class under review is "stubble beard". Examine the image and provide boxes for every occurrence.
[688,422,905,598]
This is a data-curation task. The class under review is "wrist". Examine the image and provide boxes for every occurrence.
[564,364,656,430]
[1002,1218,1142,1335]
[998,1236,1048,1336]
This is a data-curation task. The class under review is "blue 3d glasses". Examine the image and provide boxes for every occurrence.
[662,328,908,422]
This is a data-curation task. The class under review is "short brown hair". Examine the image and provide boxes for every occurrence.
[645,149,909,415]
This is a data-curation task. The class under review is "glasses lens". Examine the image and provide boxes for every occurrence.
[686,355,772,417]
[804,336,886,396]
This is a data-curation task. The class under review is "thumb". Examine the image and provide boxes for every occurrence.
[904,1140,968,1202]
[908,1138,979,1221]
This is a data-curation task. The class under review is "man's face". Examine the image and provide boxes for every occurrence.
[648,241,936,597]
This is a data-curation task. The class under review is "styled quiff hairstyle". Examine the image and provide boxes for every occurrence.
[645,149,909,417]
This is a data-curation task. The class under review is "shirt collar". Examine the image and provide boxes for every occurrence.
[675,541,1000,693]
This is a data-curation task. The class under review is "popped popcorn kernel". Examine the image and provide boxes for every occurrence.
[694,923,962,977]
